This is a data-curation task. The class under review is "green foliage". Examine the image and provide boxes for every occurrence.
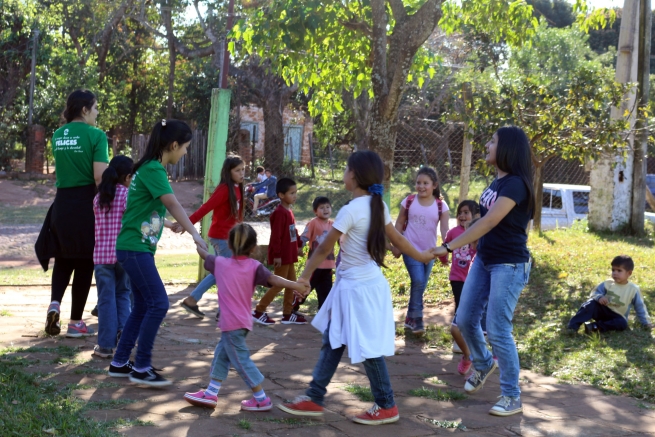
[408,387,467,401]
[344,384,375,402]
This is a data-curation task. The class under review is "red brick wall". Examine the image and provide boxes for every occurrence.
[239,105,314,166]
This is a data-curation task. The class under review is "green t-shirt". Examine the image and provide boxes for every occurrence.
[116,160,173,254]
[52,122,109,188]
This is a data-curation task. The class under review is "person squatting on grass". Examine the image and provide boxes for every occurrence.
[566,255,653,334]
[92,156,134,359]
[390,166,450,335]
[176,155,245,320]
[299,196,336,310]
[108,119,208,387]
[252,177,305,325]
[277,150,437,426]
[38,89,109,338]
[433,126,535,417]
[183,223,309,411]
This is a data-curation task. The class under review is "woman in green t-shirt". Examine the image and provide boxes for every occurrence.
[108,119,207,387]
[38,90,109,338]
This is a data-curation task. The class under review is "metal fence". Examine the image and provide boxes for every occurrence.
[131,130,208,181]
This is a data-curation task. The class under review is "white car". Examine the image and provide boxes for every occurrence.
[539,183,655,230]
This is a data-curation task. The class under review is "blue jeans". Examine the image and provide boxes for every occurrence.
[456,258,531,398]
[306,322,395,408]
[190,239,232,302]
[94,263,132,349]
[568,299,628,332]
[403,254,435,318]
[210,329,264,388]
[113,250,169,369]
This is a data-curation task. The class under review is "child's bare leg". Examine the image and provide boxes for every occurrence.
[451,325,470,358]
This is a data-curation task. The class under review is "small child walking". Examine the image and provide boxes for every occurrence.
[278,150,436,425]
[183,223,308,410]
[299,196,335,310]
[108,119,208,387]
[567,255,652,334]
[92,156,134,359]
[391,167,450,334]
[178,155,245,319]
[252,178,304,325]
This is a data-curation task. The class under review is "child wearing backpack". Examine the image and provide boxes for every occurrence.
[391,167,450,334]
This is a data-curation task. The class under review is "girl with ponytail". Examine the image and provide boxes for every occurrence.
[92,155,134,359]
[109,119,208,387]
[278,150,437,426]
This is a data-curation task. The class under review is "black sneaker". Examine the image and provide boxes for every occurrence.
[215,309,220,322]
[91,305,98,317]
[129,368,172,387]
[180,300,205,319]
[108,360,134,377]
[584,322,599,335]
[45,303,61,336]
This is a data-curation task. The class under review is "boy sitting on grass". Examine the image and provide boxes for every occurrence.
[566,255,653,334]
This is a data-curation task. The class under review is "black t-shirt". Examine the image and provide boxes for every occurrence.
[477,174,531,264]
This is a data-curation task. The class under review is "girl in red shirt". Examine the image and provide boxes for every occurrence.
[178,155,245,319]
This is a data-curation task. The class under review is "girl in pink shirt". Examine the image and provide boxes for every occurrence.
[183,223,308,411]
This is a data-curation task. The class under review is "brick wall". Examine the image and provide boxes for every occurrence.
[239,105,314,166]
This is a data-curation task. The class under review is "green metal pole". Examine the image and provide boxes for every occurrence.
[197,88,230,281]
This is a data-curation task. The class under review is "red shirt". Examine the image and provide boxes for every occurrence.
[189,183,242,240]
[268,205,302,265]
[93,185,128,265]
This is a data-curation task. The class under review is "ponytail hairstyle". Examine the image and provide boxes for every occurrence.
[216,154,245,219]
[346,150,387,267]
[228,223,258,257]
[494,126,535,218]
[98,155,134,212]
[62,89,96,123]
[133,119,193,174]
[416,166,441,199]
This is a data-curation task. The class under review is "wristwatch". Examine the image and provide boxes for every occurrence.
[442,242,452,253]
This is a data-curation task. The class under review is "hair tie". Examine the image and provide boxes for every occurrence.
[368,184,384,196]
[161,119,167,127]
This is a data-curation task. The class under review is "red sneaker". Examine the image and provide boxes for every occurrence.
[352,403,399,425]
[252,310,276,325]
[277,395,324,417]
[457,356,472,375]
[281,313,307,325]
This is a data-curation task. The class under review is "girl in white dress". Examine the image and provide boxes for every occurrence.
[278,150,436,425]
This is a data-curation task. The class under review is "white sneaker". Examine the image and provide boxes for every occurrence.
[452,342,463,354]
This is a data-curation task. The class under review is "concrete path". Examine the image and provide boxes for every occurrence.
[1,285,654,436]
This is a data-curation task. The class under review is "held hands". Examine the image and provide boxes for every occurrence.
[598,297,609,306]
[293,277,311,300]
[196,245,209,260]
[170,222,184,234]
[390,245,401,259]
[193,233,208,252]
[432,246,448,258]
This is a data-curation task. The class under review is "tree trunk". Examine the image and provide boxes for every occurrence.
[262,92,286,174]
[344,89,372,150]
[163,6,176,118]
[370,102,399,188]
[532,163,545,232]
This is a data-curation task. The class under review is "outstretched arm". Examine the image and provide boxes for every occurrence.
[386,222,435,264]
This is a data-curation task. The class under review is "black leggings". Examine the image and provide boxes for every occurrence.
[51,257,94,320]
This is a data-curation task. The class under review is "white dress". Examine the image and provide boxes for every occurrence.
[311,196,395,364]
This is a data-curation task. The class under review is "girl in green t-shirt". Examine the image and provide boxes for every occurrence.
[108,119,207,387]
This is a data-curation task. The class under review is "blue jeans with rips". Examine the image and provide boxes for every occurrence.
[305,322,395,408]
[210,329,264,388]
[94,263,132,349]
[456,258,531,398]
[113,250,169,369]
[190,238,232,302]
[402,254,435,319]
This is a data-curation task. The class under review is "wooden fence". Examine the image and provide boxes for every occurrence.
[131,130,208,181]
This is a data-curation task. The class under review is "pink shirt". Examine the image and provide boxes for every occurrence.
[445,225,476,282]
[400,196,450,252]
[300,218,336,269]
[204,255,271,331]
[93,185,128,265]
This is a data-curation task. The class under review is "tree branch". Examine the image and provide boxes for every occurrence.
[388,0,407,23]
[339,19,373,37]
[370,0,389,99]
[97,0,135,81]
[194,0,217,43]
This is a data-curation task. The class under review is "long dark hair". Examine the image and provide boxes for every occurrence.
[347,150,386,267]
[416,166,441,199]
[495,126,535,217]
[98,155,134,212]
[133,120,193,174]
[62,90,96,123]
[215,154,245,219]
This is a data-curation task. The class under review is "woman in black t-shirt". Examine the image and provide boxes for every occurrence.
[433,126,534,417]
